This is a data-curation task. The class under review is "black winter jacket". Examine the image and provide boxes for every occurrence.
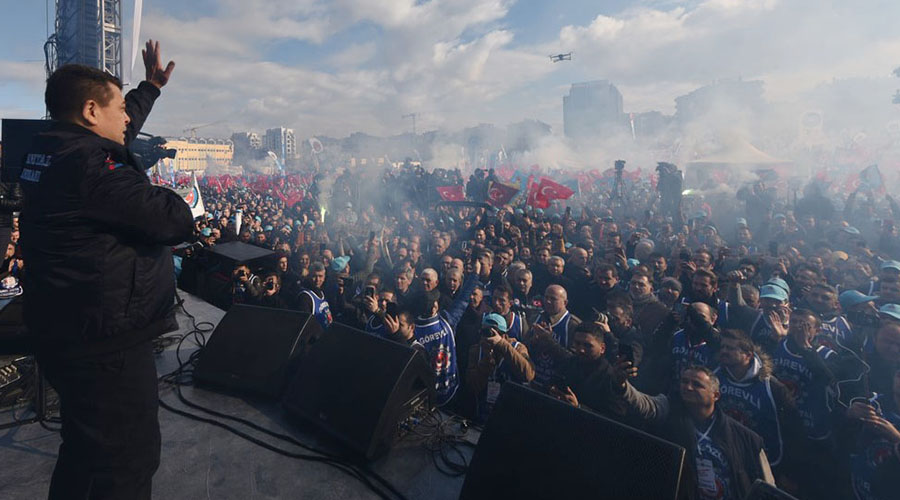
[19,82,194,359]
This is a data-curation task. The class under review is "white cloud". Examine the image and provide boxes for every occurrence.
[129,0,900,140]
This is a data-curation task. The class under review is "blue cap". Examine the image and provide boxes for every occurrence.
[535,208,544,216]
[627,258,640,268]
[766,278,790,295]
[254,216,262,222]
[264,225,273,231]
[839,290,878,310]
[842,226,861,235]
[200,227,212,237]
[282,225,292,232]
[881,260,900,271]
[759,284,789,302]
[482,313,508,332]
[878,303,900,321]
[331,255,350,272]
[515,209,524,215]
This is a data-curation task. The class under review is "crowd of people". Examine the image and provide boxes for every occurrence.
[181,162,900,500]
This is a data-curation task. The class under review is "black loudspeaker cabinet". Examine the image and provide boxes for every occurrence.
[743,480,799,500]
[282,323,434,461]
[460,383,686,500]
[193,304,323,399]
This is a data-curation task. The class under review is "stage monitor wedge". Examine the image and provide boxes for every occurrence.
[282,323,435,461]
[193,304,323,399]
[460,382,686,500]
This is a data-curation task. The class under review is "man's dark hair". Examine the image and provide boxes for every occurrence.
[491,284,513,300]
[411,290,441,317]
[594,262,618,277]
[573,322,606,342]
[693,268,718,286]
[45,64,122,121]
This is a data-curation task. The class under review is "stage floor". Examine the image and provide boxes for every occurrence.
[0,292,474,499]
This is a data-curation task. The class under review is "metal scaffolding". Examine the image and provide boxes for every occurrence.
[45,0,123,79]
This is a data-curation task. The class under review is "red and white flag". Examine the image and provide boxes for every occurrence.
[486,181,520,207]
[436,185,465,201]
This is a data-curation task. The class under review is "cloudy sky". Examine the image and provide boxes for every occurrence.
[1,0,898,139]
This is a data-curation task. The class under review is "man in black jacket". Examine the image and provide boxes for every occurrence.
[623,365,775,500]
[20,41,191,500]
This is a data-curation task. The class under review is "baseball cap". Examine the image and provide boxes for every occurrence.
[842,226,861,235]
[774,213,786,220]
[736,217,748,227]
[759,284,789,302]
[200,227,212,237]
[331,255,350,272]
[765,278,791,295]
[264,225,273,231]
[878,303,900,321]
[839,290,878,310]
[482,313,508,332]
[881,260,900,272]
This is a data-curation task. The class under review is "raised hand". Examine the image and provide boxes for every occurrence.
[143,39,175,89]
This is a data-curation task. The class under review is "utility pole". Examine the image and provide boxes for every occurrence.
[402,113,417,136]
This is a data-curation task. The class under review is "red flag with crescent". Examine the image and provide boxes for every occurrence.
[486,181,519,207]
[530,177,574,208]
[436,185,465,201]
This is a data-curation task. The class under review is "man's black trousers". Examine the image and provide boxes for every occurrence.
[39,340,160,500]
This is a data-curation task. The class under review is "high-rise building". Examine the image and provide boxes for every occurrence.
[230,132,262,162]
[265,127,297,160]
[563,81,625,139]
[674,79,765,124]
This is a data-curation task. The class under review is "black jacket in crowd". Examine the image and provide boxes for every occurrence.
[19,82,194,359]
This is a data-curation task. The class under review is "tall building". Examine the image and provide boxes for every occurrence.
[674,79,766,124]
[50,0,123,78]
[162,137,234,172]
[264,127,297,160]
[230,132,262,162]
[563,80,625,139]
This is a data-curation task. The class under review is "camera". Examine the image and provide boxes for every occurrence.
[265,281,276,291]
[129,132,177,168]
[481,327,497,338]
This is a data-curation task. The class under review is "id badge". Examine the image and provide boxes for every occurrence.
[486,381,502,404]
[696,458,717,494]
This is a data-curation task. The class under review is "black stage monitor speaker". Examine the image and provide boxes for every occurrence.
[743,480,799,500]
[460,383,686,500]
[194,304,323,399]
[282,323,434,461]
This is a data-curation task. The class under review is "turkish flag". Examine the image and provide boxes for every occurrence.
[486,181,520,207]
[530,177,574,208]
[436,185,465,201]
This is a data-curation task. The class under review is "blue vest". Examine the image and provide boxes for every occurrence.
[415,314,459,407]
[715,366,784,467]
[505,311,525,340]
[850,395,900,500]
[537,310,575,347]
[670,329,718,387]
[531,311,575,387]
[696,418,733,500]
[301,289,332,330]
[816,315,859,353]
[771,339,835,440]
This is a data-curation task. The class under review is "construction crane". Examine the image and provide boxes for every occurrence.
[183,120,226,138]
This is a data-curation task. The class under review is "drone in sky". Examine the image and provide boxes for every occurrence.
[549,52,572,63]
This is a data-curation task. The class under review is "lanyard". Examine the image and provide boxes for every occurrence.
[695,415,717,455]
